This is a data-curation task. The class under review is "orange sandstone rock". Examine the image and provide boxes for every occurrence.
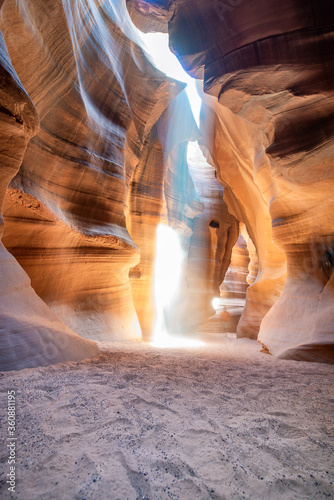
[128,0,334,362]
[0,26,99,370]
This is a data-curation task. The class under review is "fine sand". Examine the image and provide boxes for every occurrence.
[1,337,334,499]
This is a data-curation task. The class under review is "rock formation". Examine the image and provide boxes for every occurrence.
[1,0,177,344]
[168,142,238,333]
[221,231,249,300]
[127,0,334,362]
[1,0,333,367]
[0,0,239,369]
[0,26,99,370]
[198,91,287,339]
[0,0,181,369]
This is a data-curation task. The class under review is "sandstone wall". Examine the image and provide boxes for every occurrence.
[0,26,99,370]
[127,0,334,362]
[0,0,238,369]
[0,0,185,347]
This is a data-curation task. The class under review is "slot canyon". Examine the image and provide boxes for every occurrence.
[0,1,333,499]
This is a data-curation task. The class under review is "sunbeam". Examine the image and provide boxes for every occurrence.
[151,224,204,348]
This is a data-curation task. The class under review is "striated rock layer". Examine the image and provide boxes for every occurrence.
[0,26,99,370]
[128,0,334,362]
[0,0,174,343]
[0,0,193,351]
[2,0,332,366]
[1,0,235,368]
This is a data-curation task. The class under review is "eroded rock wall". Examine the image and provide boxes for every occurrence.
[0,0,186,345]
[198,92,287,339]
[1,0,232,362]
[169,142,239,332]
[0,26,99,370]
[128,0,334,362]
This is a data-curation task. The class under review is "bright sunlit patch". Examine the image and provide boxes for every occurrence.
[136,31,204,348]
[212,297,220,311]
[151,224,204,348]
[150,332,205,349]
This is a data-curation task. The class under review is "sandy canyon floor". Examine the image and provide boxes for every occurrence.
[1,337,334,500]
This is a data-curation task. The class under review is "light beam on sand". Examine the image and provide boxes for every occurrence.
[138,33,204,348]
[212,297,220,311]
[151,224,204,348]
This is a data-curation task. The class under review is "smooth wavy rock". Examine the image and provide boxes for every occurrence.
[199,92,287,339]
[128,0,334,362]
[0,0,191,345]
[0,28,99,370]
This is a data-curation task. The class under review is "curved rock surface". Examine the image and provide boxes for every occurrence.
[0,0,189,349]
[1,0,234,369]
[0,26,99,370]
[128,0,334,362]
[0,0,179,343]
[199,92,287,339]
[2,0,333,366]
